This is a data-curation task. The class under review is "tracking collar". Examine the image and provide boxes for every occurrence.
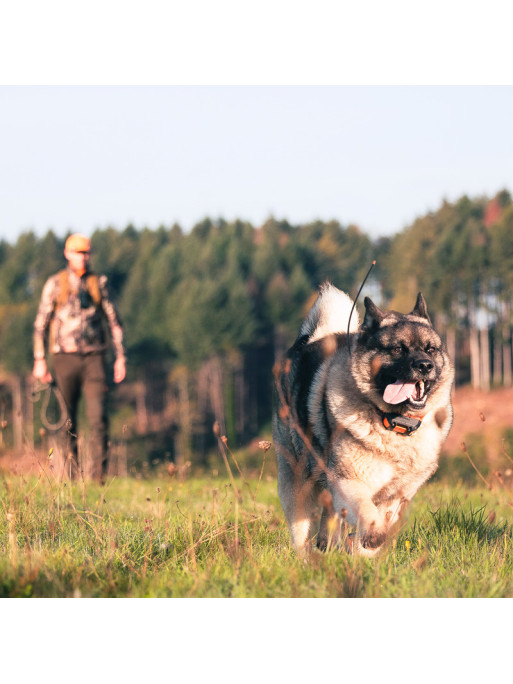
[379,410,423,436]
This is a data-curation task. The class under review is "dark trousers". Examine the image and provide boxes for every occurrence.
[52,353,109,481]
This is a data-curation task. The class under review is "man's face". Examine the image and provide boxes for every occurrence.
[64,247,91,276]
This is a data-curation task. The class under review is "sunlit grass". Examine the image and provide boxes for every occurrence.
[1,464,512,597]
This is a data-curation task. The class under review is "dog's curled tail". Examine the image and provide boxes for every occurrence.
[299,281,358,343]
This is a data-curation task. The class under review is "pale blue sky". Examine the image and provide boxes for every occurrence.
[1,85,512,243]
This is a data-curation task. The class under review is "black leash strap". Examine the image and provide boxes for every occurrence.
[31,380,68,431]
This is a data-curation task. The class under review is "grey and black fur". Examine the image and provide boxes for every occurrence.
[273,282,454,556]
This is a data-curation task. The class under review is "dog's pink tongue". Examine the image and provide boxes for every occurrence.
[383,380,416,405]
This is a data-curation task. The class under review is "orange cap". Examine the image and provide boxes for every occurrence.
[65,233,91,252]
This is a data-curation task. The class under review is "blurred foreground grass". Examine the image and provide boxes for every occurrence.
[1,462,513,597]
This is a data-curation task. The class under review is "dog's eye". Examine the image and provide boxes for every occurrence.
[389,346,403,355]
[425,345,436,354]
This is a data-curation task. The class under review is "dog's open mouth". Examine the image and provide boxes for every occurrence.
[383,379,428,406]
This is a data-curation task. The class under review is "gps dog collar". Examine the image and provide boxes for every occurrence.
[380,411,422,436]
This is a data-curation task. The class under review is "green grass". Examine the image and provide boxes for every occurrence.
[1,461,513,598]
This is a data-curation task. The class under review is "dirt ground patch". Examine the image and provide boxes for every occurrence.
[444,385,513,459]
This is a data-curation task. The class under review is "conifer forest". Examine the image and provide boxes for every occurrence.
[0,189,511,469]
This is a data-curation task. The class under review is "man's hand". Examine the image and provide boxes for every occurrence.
[33,359,52,385]
[114,357,126,384]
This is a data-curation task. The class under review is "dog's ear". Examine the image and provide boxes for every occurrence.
[361,297,384,332]
[410,292,431,324]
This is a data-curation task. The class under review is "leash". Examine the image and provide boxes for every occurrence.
[31,380,68,431]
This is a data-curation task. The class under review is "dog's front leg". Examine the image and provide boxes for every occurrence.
[332,479,388,555]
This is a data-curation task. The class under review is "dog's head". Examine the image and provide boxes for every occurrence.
[353,293,453,414]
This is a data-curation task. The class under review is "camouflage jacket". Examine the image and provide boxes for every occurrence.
[33,268,126,360]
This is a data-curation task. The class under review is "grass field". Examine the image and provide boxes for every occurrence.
[1,441,513,598]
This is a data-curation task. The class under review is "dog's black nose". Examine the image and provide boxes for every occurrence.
[412,358,434,374]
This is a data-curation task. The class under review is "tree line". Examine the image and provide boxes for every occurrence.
[0,189,511,465]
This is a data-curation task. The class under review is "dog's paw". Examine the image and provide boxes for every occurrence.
[316,535,328,552]
[361,526,387,550]
[348,532,383,558]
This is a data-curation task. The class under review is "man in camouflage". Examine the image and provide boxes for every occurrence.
[33,233,126,482]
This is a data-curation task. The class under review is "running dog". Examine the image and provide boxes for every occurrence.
[273,282,454,556]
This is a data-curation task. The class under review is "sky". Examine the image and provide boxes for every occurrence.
[1,85,512,243]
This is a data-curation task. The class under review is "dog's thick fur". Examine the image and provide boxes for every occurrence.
[273,282,454,557]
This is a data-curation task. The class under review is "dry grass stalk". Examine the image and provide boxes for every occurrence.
[460,441,491,489]
[213,421,240,500]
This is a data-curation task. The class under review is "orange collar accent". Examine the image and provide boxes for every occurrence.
[380,412,423,436]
